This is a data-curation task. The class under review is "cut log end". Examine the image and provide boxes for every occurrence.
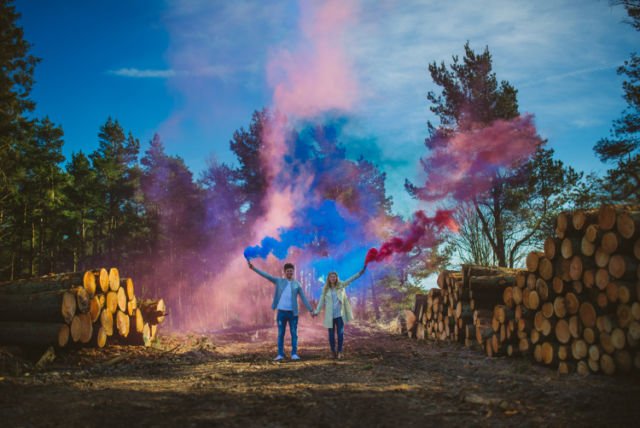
[108,267,120,292]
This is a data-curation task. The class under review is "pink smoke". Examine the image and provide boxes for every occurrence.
[262,0,359,184]
[185,1,361,330]
[267,0,359,119]
[417,114,542,201]
[258,0,360,241]
[365,210,458,265]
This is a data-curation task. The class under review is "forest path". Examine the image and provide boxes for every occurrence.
[0,321,638,427]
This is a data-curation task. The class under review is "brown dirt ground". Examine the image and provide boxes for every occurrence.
[0,321,639,427]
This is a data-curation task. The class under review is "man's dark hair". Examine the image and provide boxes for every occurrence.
[283,263,295,271]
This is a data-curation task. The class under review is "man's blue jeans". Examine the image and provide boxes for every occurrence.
[277,310,298,356]
[328,316,344,353]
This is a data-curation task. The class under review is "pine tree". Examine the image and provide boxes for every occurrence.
[140,134,206,290]
[89,118,141,265]
[409,43,580,267]
[593,1,640,203]
[0,0,41,279]
[64,151,98,270]
[229,109,269,225]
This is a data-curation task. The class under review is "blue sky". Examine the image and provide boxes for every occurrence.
[16,0,639,217]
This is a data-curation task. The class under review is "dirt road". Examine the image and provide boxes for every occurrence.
[0,321,639,427]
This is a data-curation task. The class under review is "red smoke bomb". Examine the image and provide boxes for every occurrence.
[365,209,458,265]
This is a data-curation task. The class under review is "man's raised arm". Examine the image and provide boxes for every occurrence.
[247,260,278,284]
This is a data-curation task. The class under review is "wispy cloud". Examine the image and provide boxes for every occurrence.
[108,65,233,79]
[518,64,622,88]
[109,68,176,78]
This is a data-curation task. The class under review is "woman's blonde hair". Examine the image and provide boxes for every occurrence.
[321,271,339,296]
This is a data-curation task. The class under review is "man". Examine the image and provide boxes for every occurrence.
[248,261,314,361]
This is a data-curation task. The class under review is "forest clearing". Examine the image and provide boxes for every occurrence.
[0,322,638,427]
[2,1,640,427]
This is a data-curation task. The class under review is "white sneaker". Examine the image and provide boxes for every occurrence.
[291,354,301,361]
[273,355,284,361]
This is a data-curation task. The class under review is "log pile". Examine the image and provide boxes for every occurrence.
[410,265,523,348]
[0,269,166,349]
[407,205,640,376]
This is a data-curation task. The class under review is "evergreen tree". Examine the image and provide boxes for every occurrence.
[229,109,269,225]
[89,118,141,265]
[0,0,40,202]
[409,43,580,267]
[64,151,98,271]
[0,0,41,279]
[200,159,244,272]
[2,118,66,278]
[140,134,205,288]
[593,1,640,203]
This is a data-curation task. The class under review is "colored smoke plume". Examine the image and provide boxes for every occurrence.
[243,1,363,266]
[267,0,359,120]
[364,115,540,267]
[365,210,458,265]
[244,199,358,260]
[415,114,542,202]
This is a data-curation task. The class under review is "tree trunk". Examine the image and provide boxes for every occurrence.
[544,237,560,260]
[139,299,166,325]
[116,309,130,338]
[616,211,640,239]
[608,254,638,280]
[526,252,545,272]
[572,209,598,231]
[598,205,617,231]
[0,321,69,347]
[579,302,597,328]
[0,289,77,323]
[89,296,102,322]
[0,272,88,294]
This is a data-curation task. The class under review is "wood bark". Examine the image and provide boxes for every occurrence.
[0,289,77,323]
[139,299,166,325]
[0,322,69,347]
[0,272,85,294]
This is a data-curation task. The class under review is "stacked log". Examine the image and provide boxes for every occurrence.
[406,205,639,377]
[0,268,166,349]
[411,265,524,352]
[524,205,640,376]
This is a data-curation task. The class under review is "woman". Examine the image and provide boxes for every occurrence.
[313,266,366,359]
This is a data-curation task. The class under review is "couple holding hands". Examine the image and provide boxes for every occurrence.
[247,260,366,361]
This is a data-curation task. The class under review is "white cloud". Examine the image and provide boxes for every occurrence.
[108,65,234,79]
[109,68,176,78]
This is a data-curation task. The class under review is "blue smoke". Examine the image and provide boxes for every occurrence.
[244,117,389,294]
[244,199,358,260]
